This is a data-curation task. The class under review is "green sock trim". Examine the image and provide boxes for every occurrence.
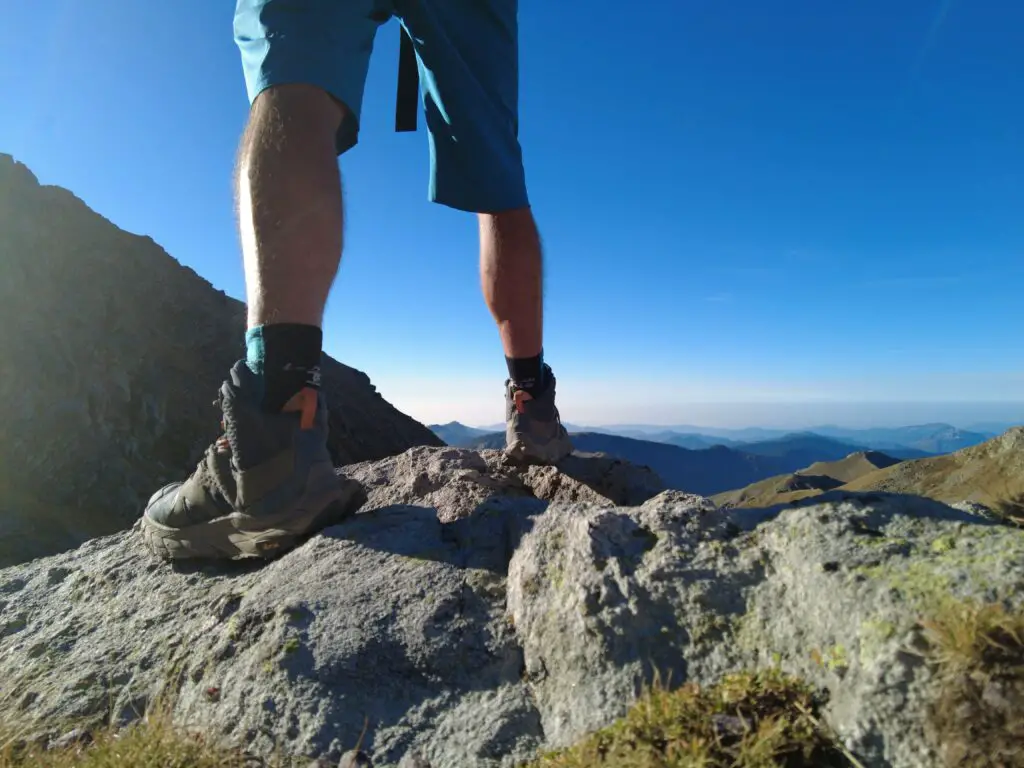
[244,326,266,377]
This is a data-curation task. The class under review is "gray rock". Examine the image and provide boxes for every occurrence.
[1,446,1021,768]
[343,446,664,523]
[397,752,431,768]
[950,499,998,520]
[0,154,443,568]
[338,750,373,767]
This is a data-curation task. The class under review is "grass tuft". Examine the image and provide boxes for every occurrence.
[0,710,266,768]
[921,599,1024,767]
[529,668,857,767]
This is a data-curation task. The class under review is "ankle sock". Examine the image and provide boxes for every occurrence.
[506,351,546,397]
[245,324,323,411]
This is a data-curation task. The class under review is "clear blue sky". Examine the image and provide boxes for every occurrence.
[3,0,1023,428]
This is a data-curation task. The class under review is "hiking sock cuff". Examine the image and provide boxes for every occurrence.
[506,351,546,396]
[245,323,324,410]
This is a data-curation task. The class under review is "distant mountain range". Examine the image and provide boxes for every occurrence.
[458,431,813,496]
[426,419,1012,497]
[429,421,493,447]
[428,423,935,497]
[576,422,1009,448]
[435,421,1002,456]
[790,424,995,455]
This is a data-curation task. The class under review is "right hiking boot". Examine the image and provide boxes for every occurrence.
[140,360,358,560]
[504,364,573,464]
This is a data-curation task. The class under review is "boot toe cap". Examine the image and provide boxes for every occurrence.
[143,482,185,526]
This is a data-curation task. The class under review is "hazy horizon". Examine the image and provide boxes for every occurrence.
[395,389,1024,433]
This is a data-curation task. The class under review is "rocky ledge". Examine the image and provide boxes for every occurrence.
[2,447,1022,768]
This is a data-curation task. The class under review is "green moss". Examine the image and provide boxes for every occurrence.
[707,540,727,555]
[282,638,300,655]
[551,566,566,591]
[808,645,848,674]
[522,574,541,597]
[930,536,956,554]
[860,535,908,550]
[528,668,853,767]
[689,613,735,645]
[825,645,848,673]
[855,560,952,609]
[853,527,1024,612]
[858,619,898,666]
[283,607,306,623]
[733,607,768,656]
[830,646,847,672]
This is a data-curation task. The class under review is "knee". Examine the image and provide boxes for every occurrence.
[245,83,348,146]
[479,206,537,237]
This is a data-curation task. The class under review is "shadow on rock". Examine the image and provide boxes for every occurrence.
[322,492,550,576]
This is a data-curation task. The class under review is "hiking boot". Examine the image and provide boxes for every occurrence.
[140,360,358,560]
[504,364,573,464]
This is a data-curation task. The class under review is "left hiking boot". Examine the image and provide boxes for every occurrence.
[504,364,573,464]
[140,360,358,560]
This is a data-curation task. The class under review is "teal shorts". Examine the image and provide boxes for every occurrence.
[233,0,528,213]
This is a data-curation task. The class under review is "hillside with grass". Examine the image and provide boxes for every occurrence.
[714,451,903,509]
[841,426,1024,521]
[715,429,1024,526]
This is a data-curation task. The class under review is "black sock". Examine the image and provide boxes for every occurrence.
[245,323,323,411]
[506,351,546,396]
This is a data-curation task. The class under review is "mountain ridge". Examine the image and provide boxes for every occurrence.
[713,450,904,509]
[715,427,1024,519]
[0,153,442,568]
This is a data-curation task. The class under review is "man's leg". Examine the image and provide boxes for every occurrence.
[398,0,571,463]
[237,84,345,412]
[140,0,379,560]
[479,207,543,362]
[479,206,569,463]
[479,207,546,391]
[238,83,345,331]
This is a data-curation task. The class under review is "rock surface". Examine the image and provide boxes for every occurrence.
[0,154,442,568]
[2,446,1021,768]
[343,446,663,523]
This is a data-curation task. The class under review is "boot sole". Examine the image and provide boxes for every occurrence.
[140,481,356,561]
[505,434,574,465]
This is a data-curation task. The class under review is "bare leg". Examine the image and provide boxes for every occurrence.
[236,83,346,328]
[479,207,544,358]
